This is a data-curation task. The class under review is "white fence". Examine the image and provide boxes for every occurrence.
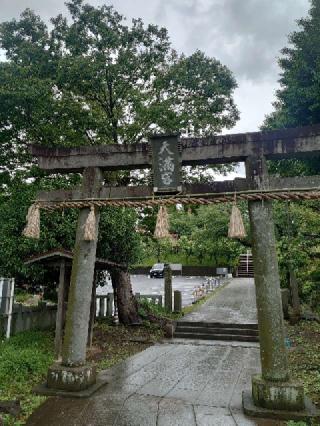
[0,278,15,338]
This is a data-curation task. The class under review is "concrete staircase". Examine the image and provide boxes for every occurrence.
[236,252,254,278]
[174,321,259,342]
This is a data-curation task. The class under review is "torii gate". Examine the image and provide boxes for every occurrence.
[31,125,320,420]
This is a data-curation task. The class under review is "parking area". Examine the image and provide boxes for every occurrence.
[97,275,209,307]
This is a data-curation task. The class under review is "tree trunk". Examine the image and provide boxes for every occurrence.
[110,268,141,325]
[157,243,161,262]
[289,267,301,324]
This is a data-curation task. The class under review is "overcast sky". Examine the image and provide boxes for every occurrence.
[0,0,311,135]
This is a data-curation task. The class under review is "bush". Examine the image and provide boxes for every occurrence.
[138,298,170,319]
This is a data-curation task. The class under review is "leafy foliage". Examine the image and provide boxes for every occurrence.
[0,178,78,285]
[261,1,320,312]
[273,201,320,311]
[287,320,320,413]
[0,0,239,175]
[264,0,320,129]
[0,180,143,286]
[139,204,247,268]
[0,331,54,425]
[263,0,320,175]
[0,0,239,287]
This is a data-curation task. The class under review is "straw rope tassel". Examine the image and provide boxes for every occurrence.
[84,206,96,241]
[22,204,40,239]
[154,205,170,239]
[228,204,247,239]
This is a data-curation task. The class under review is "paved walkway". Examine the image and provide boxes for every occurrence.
[182,278,257,324]
[27,279,281,426]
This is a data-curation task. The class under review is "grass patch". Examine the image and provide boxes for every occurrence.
[0,323,164,425]
[287,321,320,408]
[0,331,54,425]
[285,320,320,426]
[89,321,163,371]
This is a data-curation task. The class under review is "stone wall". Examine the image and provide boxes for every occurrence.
[0,302,57,336]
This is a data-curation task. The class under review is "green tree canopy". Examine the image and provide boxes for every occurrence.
[0,0,239,182]
[262,1,320,312]
[263,0,320,175]
[264,0,320,129]
[0,0,240,291]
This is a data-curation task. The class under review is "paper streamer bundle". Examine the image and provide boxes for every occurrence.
[228,204,247,239]
[84,206,96,241]
[22,204,40,239]
[154,205,170,239]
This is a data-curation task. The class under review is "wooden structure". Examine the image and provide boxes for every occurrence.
[29,124,320,419]
[24,249,120,359]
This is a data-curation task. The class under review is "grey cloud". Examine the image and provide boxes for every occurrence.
[0,0,310,83]
[157,0,310,82]
[0,0,64,22]
[0,0,313,131]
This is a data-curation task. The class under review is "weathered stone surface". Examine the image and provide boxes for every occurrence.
[243,390,320,422]
[251,375,304,412]
[27,279,316,425]
[249,198,289,381]
[246,156,289,383]
[28,341,262,425]
[163,321,174,338]
[62,167,104,367]
[181,278,257,324]
[174,290,182,312]
[37,175,320,203]
[47,363,97,392]
[194,406,236,426]
[30,123,320,171]
[164,265,173,312]
[116,394,159,426]
[158,398,196,426]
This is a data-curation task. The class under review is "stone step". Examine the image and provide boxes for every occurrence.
[176,321,258,330]
[173,332,259,342]
[175,326,259,336]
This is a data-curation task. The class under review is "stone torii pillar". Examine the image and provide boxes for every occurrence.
[243,155,306,416]
[45,167,105,395]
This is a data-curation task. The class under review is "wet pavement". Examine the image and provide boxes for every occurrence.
[27,342,282,426]
[181,278,257,324]
[27,279,279,426]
